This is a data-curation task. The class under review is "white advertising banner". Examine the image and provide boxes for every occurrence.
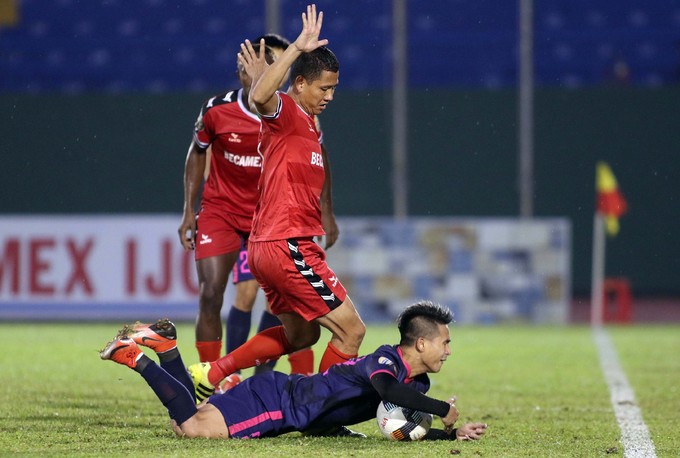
[0,215,199,319]
[1,215,571,323]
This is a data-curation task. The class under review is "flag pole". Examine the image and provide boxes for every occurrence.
[590,213,606,326]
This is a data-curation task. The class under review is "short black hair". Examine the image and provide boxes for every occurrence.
[254,33,290,51]
[290,46,339,83]
[397,301,453,346]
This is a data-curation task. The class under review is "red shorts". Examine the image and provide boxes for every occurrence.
[194,206,251,260]
[248,238,346,321]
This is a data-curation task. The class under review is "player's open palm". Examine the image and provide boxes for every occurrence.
[239,39,268,83]
[293,4,328,53]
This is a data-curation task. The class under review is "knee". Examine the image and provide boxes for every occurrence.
[199,282,225,308]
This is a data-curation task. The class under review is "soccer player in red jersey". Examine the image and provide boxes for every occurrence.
[178,36,336,380]
[187,5,366,402]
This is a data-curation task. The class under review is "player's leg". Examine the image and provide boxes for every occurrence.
[314,296,366,372]
[202,313,319,387]
[195,252,238,362]
[100,336,198,427]
[256,293,315,376]
[275,237,365,372]
[123,319,194,401]
[193,209,243,362]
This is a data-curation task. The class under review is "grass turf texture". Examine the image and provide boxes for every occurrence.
[0,323,678,457]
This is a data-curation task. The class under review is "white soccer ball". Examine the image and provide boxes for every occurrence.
[376,401,433,441]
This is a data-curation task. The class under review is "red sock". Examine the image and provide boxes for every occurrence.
[208,326,293,385]
[195,340,221,363]
[318,341,356,373]
[288,347,314,376]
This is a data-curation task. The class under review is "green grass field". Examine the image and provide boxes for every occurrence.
[0,322,678,457]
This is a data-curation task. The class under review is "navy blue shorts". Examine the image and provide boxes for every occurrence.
[208,372,300,438]
[232,241,256,284]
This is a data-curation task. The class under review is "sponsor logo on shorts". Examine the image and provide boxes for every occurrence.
[199,233,212,245]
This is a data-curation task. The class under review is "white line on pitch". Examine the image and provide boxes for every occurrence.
[593,326,657,458]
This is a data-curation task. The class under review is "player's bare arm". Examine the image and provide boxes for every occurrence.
[249,4,328,116]
[178,140,206,250]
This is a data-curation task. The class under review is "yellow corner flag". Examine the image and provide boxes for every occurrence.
[596,162,628,236]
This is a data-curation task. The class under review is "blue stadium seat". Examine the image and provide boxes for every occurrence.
[1,0,679,92]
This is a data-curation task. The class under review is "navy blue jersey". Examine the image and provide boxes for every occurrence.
[209,344,431,438]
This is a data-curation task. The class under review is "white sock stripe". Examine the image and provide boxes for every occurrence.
[593,327,657,458]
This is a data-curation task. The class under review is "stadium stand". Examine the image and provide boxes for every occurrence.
[1,0,679,92]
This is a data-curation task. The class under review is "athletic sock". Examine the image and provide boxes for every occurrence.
[196,340,221,362]
[139,360,197,425]
[253,311,283,373]
[158,350,195,403]
[208,326,293,385]
[288,347,314,375]
[226,307,252,354]
[318,341,356,373]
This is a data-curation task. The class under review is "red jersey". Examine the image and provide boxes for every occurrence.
[194,88,262,218]
[250,92,325,241]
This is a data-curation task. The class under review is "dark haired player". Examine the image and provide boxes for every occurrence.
[100,301,488,440]
[178,32,337,384]
[187,5,365,398]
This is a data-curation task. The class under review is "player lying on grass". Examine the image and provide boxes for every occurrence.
[100,300,488,440]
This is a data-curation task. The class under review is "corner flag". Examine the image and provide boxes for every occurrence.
[596,161,628,236]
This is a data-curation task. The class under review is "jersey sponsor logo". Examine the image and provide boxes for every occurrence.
[228,133,242,143]
[199,233,212,245]
[311,151,324,167]
[378,357,394,366]
[329,275,338,287]
[223,152,262,168]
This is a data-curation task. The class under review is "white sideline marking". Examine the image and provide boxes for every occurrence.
[593,327,657,458]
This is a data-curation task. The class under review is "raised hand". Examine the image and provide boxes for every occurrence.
[238,38,268,83]
[293,4,328,53]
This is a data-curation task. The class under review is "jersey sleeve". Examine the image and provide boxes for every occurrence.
[364,352,400,381]
[261,92,294,136]
[193,102,213,149]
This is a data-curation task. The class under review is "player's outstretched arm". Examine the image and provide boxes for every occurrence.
[423,423,488,441]
[249,4,328,116]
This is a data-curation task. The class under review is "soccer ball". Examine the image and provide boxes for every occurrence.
[376,401,433,441]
